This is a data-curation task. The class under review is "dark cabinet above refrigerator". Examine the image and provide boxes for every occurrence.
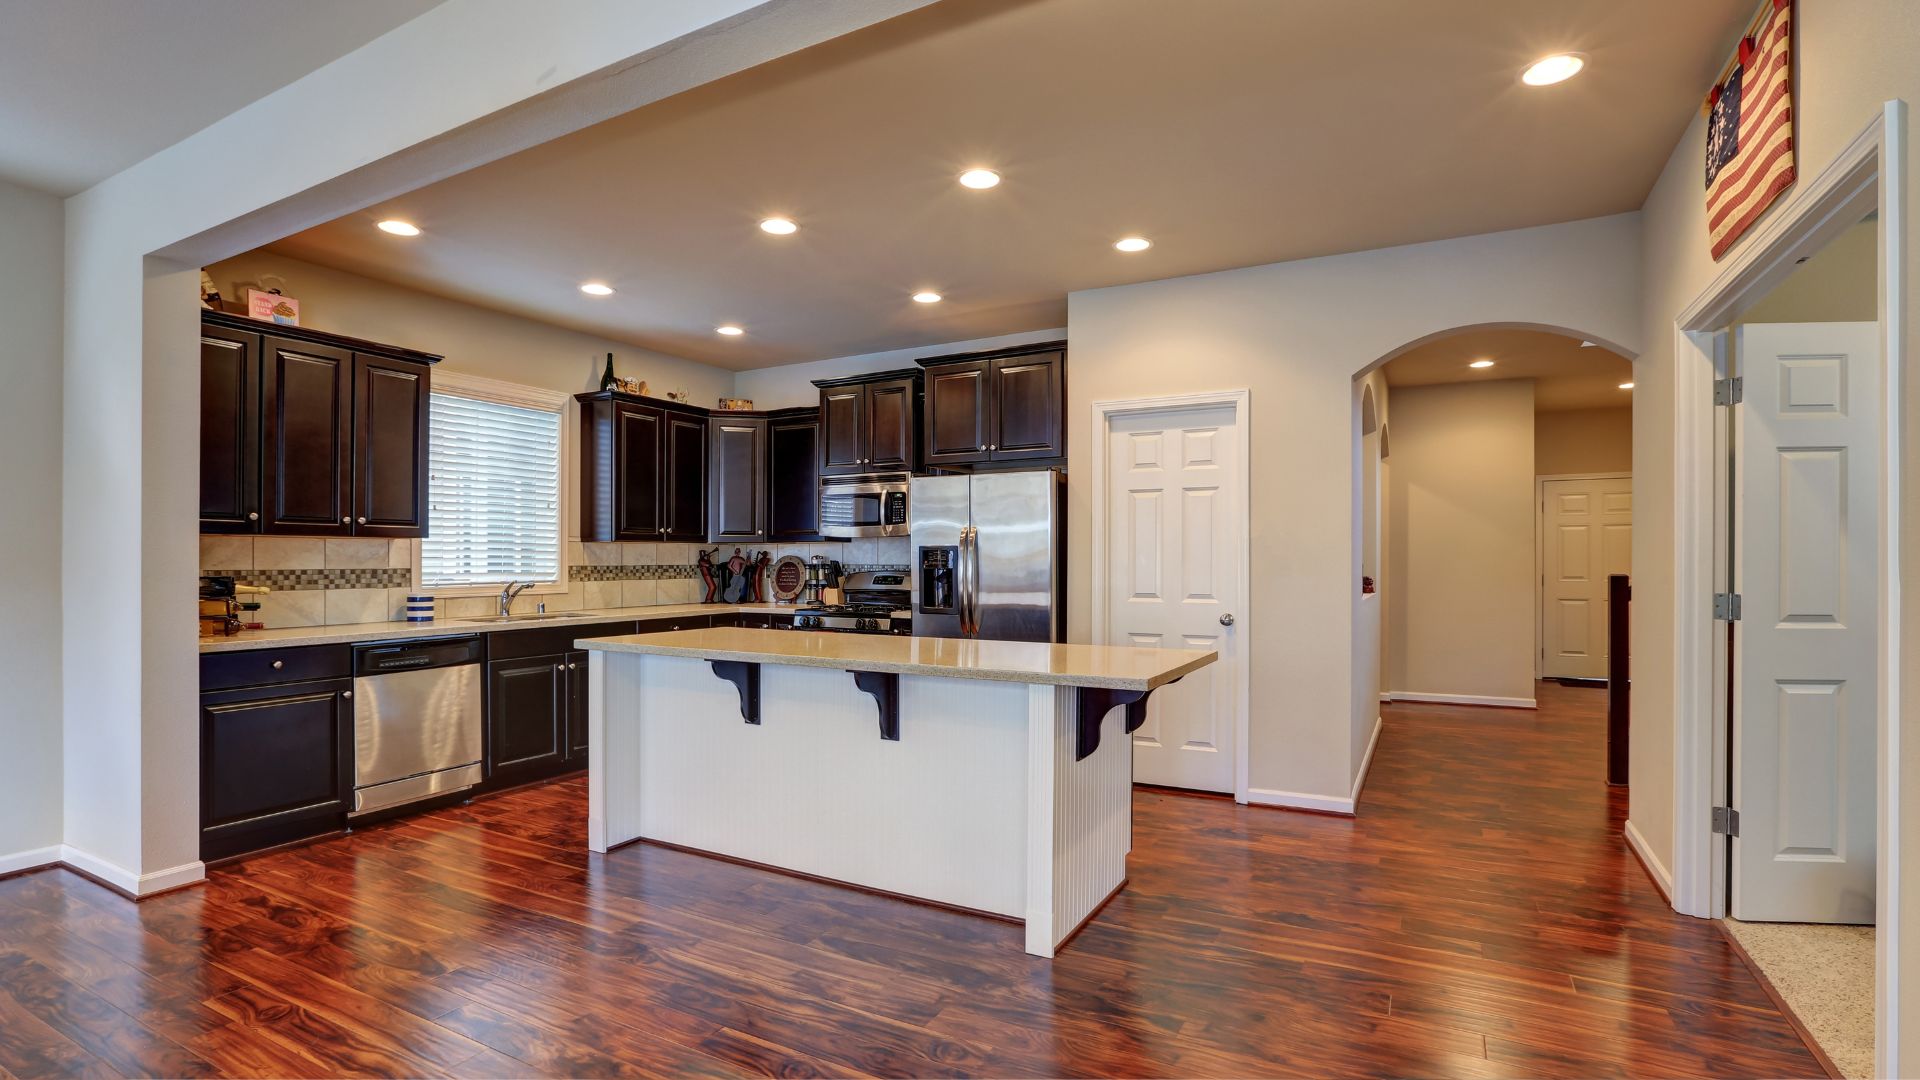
[918,342,1066,467]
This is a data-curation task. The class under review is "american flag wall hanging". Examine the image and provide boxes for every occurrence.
[1705,0,1794,260]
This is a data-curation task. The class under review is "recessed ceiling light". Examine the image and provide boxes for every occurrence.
[1522,54,1584,86]
[1469,359,1495,369]
[912,291,943,304]
[759,217,798,235]
[376,219,420,236]
[1114,236,1152,252]
[958,169,1001,190]
[716,325,745,336]
[579,282,614,296]
[1619,382,1635,390]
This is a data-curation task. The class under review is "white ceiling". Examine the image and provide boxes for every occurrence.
[266,0,1750,369]
[1382,329,1634,412]
[0,0,440,195]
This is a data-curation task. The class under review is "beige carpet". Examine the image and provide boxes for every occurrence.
[1724,918,1875,1079]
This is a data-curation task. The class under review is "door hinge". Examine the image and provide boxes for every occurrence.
[1713,592,1742,621]
[1714,376,1744,406]
[1712,806,1741,837]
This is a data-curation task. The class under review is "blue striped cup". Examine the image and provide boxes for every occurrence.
[405,595,435,623]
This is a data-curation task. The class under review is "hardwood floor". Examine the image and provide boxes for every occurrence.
[0,683,1822,1078]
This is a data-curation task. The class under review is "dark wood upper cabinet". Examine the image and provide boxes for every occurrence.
[919,343,1066,465]
[923,360,992,466]
[351,355,431,538]
[200,312,438,538]
[819,385,865,474]
[200,325,261,533]
[767,407,824,541]
[663,410,707,542]
[578,391,710,543]
[814,369,921,476]
[989,350,1064,460]
[708,413,767,543]
[261,335,354,536]
[864,377,916,471]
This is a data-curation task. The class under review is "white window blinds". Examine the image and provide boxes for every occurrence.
[420,388,563,587]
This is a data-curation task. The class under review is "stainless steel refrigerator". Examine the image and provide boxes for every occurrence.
[910,470,1063,642]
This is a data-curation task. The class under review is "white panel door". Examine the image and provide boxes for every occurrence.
[1733,321,1879,924]
[1540,477,1632,680]
[1105,404,1242,793]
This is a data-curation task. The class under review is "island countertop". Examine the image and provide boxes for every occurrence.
[577,627,1214,691]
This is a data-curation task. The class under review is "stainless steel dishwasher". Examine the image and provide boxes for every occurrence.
[351,636,484,815]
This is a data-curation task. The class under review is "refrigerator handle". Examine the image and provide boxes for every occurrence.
[960,525,977,637]
[967,524,982,638]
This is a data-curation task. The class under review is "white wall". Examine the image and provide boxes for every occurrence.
[733,326,1067,411]
[59,0,926,893]
[1631,6,1918,1069]
[0,178,64,869]
[1067,213,1641,804]
[1385,380,1538,705]
[1535,407,1633,476]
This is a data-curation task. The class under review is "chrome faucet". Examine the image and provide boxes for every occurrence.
[498,580,535,616]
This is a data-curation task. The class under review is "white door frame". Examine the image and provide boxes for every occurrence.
[1089,389,1253,804]
[1670,101,1904,1075]
[1533,472,1632,680]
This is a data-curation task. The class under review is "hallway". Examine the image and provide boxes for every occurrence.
[0,683,1823,1077]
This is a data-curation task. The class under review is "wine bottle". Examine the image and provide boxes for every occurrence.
[600,352,616,391]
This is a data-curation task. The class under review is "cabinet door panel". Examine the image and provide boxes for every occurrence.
[708,415,767,542]
[865,378,915,471]
[262,337,353,535]
[768,411,823,541]
[991,351,1064,460]
[615,403,664,540]
[488,656,566,779]
[200,326,261,533]
[565,651,589,763]
[200,678,351,844]
[352,355,430,537]
[663,413,707,542]
[924,361,991,465]
[819,386,865,474]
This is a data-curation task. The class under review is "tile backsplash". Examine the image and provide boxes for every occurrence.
[201,535,911,629]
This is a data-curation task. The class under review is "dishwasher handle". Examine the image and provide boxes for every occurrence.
[354,635,483,676]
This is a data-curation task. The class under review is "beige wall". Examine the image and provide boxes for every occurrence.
[1385,381,1537,704]
[0,177,63,866]
[1632,6,1916,1068]
[1067,213,1641,801]
[1354,370,1390,773]
[1536,407,1633,476]
[1740,216,1878,323]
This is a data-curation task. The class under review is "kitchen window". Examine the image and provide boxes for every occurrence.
[417,373,569,592]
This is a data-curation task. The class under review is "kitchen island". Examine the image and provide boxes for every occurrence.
[578,628,1215,956]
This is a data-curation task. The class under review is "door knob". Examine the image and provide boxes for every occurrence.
[1219,613,1235,626]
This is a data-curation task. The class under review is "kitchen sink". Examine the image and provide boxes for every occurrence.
[462,612,579,623]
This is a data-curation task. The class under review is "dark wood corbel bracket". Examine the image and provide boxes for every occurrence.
[1075,677,1182,760]
[708,660,760,724]
[848,670,901,741]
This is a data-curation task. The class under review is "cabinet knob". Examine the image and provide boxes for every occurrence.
[979,444,986,451]
[342,690,353,699]
[357,516,367,525]
[247,512,259,521]
[341,516,350,524]
[271,660,284,670]
[990,444,997,451]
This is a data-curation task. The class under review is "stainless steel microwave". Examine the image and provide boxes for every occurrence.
[820,473,910,538]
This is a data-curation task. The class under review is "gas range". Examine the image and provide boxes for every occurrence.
[789,570,912,634]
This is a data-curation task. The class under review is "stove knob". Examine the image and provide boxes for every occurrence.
[857,617,876,631]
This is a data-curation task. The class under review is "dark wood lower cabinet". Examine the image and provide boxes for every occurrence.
[486,655,569,784]
[566,650,590,763]
[199,676,353,861]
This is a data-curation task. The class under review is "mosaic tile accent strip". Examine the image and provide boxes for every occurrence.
[206,568,412,591]
[570,564,698,582]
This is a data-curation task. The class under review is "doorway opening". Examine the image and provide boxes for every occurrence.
[1357,327,1634,724]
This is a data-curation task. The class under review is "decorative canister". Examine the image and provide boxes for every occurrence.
[405,595,435,623]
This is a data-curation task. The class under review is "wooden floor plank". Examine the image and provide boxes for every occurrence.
[0,682,1824,1078]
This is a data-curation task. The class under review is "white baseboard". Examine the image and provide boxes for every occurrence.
[1350,716,1382,810]
[1623,819,1674,902]
[56,845,205,897]
[1387,690,1538,710]
[0,844,62,876]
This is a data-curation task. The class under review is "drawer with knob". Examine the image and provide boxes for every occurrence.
[201,644,352,692]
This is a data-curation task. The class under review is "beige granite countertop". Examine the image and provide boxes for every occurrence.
[580,627,1216,691]
[198,604,791,653]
